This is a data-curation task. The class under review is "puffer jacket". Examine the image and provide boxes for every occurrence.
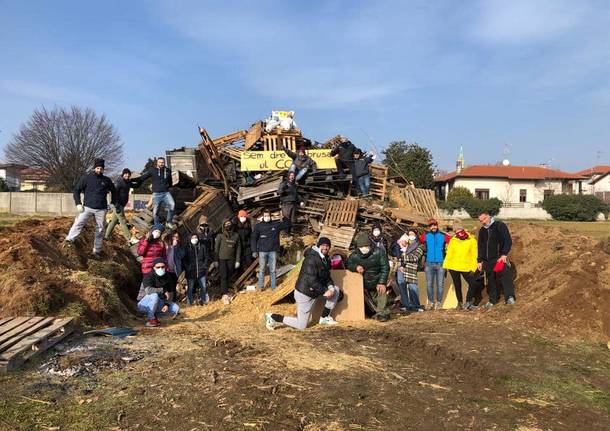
[295,246,334,298]
[283,148,317,171]
[347,247,389,290]
[137,238,167,274]
[443,235,478,272]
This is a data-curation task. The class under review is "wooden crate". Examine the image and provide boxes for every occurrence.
[0,317,74,372]
[324,199,359,228]
[369,163,388,200]
[318,225,356,251]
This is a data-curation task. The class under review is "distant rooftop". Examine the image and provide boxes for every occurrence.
[435,164,585,182]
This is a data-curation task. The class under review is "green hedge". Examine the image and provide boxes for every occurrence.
[440,187,502,217]
[542,194,606,221]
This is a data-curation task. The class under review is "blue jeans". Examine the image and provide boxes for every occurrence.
[397,270,421,310]
[152,192,175,225]
[137,293,180,320]
[186,276,207,304]
[258,251,277,289]
[357,175,371,195]
[425,262,445,303]
[289,164,308,181]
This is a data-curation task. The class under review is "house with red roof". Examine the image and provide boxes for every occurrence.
[435,154,586,207]
[575,165,610,202]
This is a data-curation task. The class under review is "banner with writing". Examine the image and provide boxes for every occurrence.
[240,150,336,171]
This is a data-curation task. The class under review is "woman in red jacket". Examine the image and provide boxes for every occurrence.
[136,223,167,300]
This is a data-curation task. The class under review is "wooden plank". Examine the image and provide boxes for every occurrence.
[231,259,259,291]
[0,317,15,327]
[319,226,355,250]
[0,317,46,346]
[0,317,32,338]
[0,318,74,372]
[0,317,54,353]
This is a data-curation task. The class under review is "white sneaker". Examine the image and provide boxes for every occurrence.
[318,316,338,326]
[222,294,231,305]
[264,312,279,331]
[205,293,210,304]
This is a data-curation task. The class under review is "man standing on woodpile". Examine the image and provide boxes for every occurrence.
[104,168,141,245]
[137,257,180,327]
[265,237,340,330]
[421,219,451,310]
[330,137,359,178]
[347,233,391,321]
[138,157,175,229]
[280,143,317,182]
[251,209,291,290]
[278,171,303,234]
[64,158,117,259]
[477,211,516,308]
[350,149,375,197]
[213,219,241,304]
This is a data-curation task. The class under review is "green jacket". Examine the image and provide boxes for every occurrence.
[347,247,390,290]
[214,230,241,261]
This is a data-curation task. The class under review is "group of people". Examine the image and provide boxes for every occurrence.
[266,212,516,330]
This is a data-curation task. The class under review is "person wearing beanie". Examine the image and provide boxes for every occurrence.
[279,142,317,182]
[347,232,390,321]
[139,157,175,228]
[137,257,180,327]
[213,219,242,304]
[104,167,143,245]
[350,149,375,197]
[265,237,340,330]
[420,218,451,310]
[65,158,118,259]
[390,228,425,313]
[235,209,253,271]
[330,138,360,179]
[443,223,480,310]
[369,222,389,254]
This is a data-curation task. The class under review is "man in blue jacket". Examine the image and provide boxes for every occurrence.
[65,158,117,259]
[421,219,450,310]
[139,157,175,228]
[251,208,291,290]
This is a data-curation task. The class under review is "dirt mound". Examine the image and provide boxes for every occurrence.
[0,218,140,326]
[505,223,610,341]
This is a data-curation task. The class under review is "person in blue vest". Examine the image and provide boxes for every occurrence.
[420,219,451,310]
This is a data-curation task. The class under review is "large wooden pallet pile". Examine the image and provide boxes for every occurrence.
[0,317,74,372]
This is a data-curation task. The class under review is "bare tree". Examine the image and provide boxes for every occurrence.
[4,106,123,191]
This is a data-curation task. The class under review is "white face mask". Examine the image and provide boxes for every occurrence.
[239,217,247,223]
[152,230,161,239]
[408,235,417,241]
[154,267,166,276]
[359,246,371,254]
[263,216,271,222]
[191,238,199,245]
[373,229,381,237]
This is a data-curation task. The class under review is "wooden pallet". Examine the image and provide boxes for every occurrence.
[402,184,441,221]
[369,164,388,200]
[237,178,282,204]
[318,225,356,251]
[178,188,232,235]
[0,317,74,372]
[130,208,154,234]
[324,199,359,228]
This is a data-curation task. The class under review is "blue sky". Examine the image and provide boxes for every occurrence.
[1,0,609,173]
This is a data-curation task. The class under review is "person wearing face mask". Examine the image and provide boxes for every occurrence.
[278,171,302,234]
[421,219,451,310]
[443,219,480,310]
[235,210,253,271]
[162,231,185,301]
[251,209,292,290]
[196,216,215,261]
[477,211,515,308]
[390,230,425,313]
[368,222,389,254]
[64,158,118,259]
[136,223,168,300]
[184,233,210,305]
[265,237,340,330]
[280,143,317,182]
[213,219,242,304]
[347,233,390,321]
[138,157,175,228]
[137,258,180,327]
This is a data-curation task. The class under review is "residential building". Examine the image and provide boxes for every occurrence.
[20,168,49,192]
[0,163,27,191]
[576,165,610,202]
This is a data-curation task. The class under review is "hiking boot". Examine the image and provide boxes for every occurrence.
[264,312,279,331]
[145,319,159,327]
[375,314,390,322]
[91,252,103,260]
[483,302,494,309]
[63,239,75,249]
[319,316,338,326]
[506,297,516,305]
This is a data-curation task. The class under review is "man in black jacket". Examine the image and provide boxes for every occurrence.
[350,149,375,196]
[265,237,340,330]
[104,168,141,244]
[184,233,210,305]
[278,171,302,232]
[251,209,291,290]
[65,158,117,258]
[330,138,360,178]
[137,258,180,327]
[477,211,515,307]
[139,157,175,228]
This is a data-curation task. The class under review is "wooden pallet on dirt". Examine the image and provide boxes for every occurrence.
[0,317,74,372]
[324,199,359,228]
[318,225,356,251]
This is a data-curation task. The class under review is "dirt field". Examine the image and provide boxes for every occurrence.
[0,217,609,430]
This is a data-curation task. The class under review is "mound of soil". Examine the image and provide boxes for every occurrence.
[505,223,610,341]
[0,218,140,326]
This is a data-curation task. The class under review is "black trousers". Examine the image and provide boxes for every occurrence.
[219,259,235,294]
[281,203,296,233]
[484,262,515,304]
[448,270,481,303]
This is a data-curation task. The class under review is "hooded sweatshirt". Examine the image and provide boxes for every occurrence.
[73,171,117,209]
[140,166,172,193]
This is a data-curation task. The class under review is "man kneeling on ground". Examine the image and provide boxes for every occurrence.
[138,258,180,327]
[265,237,340,330]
